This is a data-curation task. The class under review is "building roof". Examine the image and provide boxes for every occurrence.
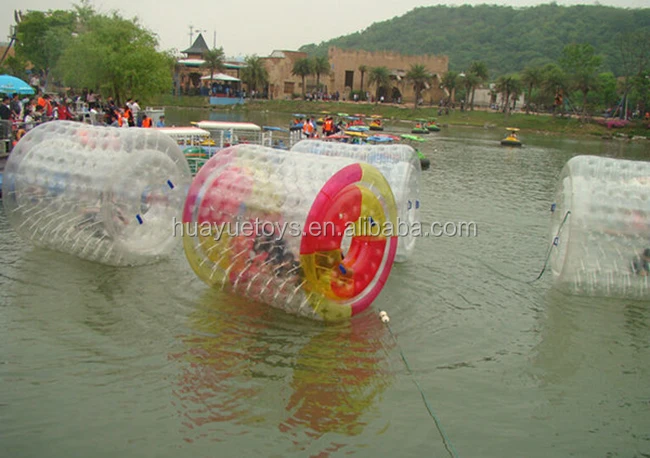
[177,58,205,67]
[200,73,240,82]
[182,33,210,56]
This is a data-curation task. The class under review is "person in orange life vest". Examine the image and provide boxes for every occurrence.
[38,94,53,119]
[141,114,152,128]
[123,106,133,126]
[302,118,314,137]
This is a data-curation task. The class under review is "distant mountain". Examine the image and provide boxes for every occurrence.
[299,3,650,77]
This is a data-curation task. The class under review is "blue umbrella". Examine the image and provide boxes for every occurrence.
[0,74,35,95]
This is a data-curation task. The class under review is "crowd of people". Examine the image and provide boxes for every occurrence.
[0,90,164,152]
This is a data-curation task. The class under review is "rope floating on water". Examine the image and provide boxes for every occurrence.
[380,310,460,458]
[471,210,571,285]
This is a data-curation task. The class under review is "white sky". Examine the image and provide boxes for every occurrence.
[1,0,647,58]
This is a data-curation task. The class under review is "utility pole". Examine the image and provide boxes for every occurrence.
[213,30,216,49]
[188,24,194,45]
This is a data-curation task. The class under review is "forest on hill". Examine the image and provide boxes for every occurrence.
[299,3,650,77]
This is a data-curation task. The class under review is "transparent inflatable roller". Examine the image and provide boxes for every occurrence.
[549,155,650,299]
[291,140,421,263]
[2,121,192,266]
[182,144,399,321]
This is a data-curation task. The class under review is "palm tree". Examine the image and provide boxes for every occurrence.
[441,71,459,104]
[406,64,432,109]
[359,64,368,94]
[240,55,269,97]
[520,66,543,114]
[292,58,312,98]
[312,56,330,91]
[368,66,391,104]
[495,74,522,114]
[560,43,602,121]
[468,61,488,110]
[540,63,567,116]
[202,47,225,86]
[462,73,479,109]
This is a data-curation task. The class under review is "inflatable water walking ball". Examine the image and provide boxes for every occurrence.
[182,144,399,321]
[2,121,192,266]
[291,140,421,263]
[549,155,650,299]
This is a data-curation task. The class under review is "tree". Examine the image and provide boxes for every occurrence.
[616,30,650,118]
[312,56,330,90]
[368,66,391,104]
[520,66,543,113]
[540,63,567,115]
[462,73,479,109]
[560,43,602,120]
[406,64,432,109]
[240,55,269,96]
[359,64,368,93]
[202,47,225,87]
[14,9,77,90]
[468,61,488,110]
[56,9,173,104]
[495,74,522,114]
[292,58,312,98]
[441,71,459,104]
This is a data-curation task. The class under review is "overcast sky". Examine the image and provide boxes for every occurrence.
[1,0,647,58]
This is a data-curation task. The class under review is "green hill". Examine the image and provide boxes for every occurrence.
[299,3,650,77]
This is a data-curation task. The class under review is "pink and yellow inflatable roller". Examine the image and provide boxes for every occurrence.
[182,144,398,321]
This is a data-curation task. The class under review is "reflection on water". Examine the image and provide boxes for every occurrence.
[2,117,650,457]
[169,288,394,454]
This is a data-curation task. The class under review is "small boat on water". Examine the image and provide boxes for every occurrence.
[411,120,430,134]
[500,127,522,147]
[400,134,430,170]
[369,118,384,131]
[426,118,441,132]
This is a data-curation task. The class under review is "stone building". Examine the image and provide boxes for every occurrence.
[258,46,448,104]
[325,47,448,104]
[260,50,310,100]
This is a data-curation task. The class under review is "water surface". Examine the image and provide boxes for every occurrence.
[1,111,649,457]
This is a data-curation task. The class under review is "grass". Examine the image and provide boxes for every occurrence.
[146,95,650,139]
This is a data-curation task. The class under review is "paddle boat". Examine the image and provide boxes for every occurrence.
[426,118,441,132]
[401,134,430,170]
[500,128,522,147]
[369,117,384,131]
[411,120,429,134]
[347,125,370,133]
[289,114,306,131]
[366,135,395,144]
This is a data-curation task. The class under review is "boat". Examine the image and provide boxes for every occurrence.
[500,127,522,146]
[400,134,430,170]
[369,118,384,131]
[426,118,441,132]
[347,125,369,132]
[411,121,429,134]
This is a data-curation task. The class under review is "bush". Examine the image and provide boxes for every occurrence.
[348,90,367,102]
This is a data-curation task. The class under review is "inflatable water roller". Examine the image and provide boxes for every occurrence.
[549,155,650,299]
[1,121,192,266]
[290,139,421,263]
[182,144,399,321]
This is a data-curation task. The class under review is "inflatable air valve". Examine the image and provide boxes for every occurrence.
[291,140,421,263]
[182,144,399,321]
[2,121,192,266]
[549,155,650,299]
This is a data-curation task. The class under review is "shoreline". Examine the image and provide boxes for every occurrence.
[149,96,650,141]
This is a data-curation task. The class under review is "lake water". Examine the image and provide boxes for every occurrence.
[1,109,649,457]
